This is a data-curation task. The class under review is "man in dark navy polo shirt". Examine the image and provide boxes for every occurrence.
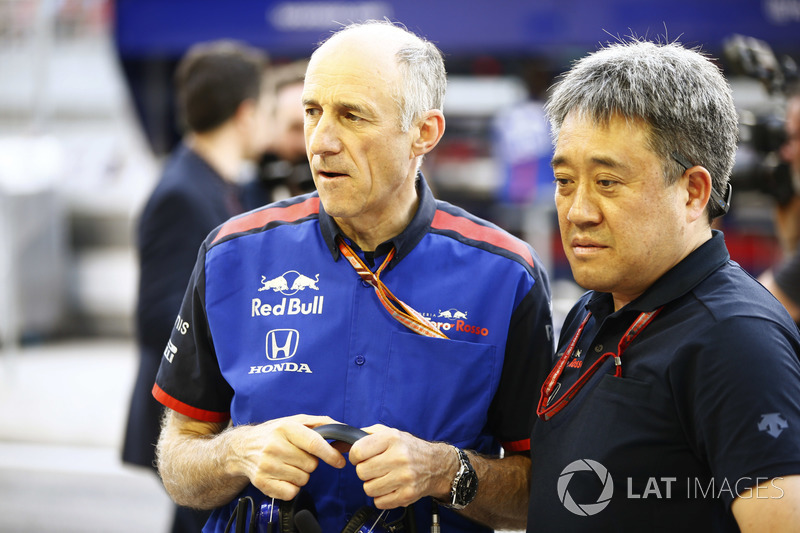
[527,39,800,531]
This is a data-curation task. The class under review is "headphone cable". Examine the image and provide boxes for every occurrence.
[430,501,441,533]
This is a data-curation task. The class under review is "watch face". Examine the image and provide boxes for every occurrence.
[457,469,478,504]
[450,449,479,508]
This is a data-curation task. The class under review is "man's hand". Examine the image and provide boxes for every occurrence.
[157,411,346,508]
[227,414,348,500]
[348,424,457,509]
[347,424,531,530]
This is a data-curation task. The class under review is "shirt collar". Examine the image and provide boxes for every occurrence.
[587,230,730,316]
[319,173,437,270]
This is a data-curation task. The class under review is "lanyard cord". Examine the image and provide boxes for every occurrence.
[336,236,448,340]
[536,306,663,421]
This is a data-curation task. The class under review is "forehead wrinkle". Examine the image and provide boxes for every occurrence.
[551,154,631,172]
[303,77,387,125]
[590,156,631,171]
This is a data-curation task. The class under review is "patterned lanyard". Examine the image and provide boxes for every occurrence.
[336,236,448,339]
[536,306,663,420]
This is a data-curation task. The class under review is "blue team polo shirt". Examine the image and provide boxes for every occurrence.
[527,230,800,532]
[154,176,553,533]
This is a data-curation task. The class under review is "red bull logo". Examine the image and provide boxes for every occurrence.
[437,308,468,320]
[259,270,320,296]
[251,296,324,317]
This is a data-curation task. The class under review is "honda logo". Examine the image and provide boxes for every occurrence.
[265,329,299,360]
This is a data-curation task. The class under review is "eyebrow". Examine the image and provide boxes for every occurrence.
[550,155,631,171]
[340,101,372,116]
[301,97,374,117]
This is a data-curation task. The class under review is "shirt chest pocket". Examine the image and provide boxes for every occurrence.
[379,331,499,445]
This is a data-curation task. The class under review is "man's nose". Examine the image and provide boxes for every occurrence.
[566,184,602,226]
[307,113,342,156]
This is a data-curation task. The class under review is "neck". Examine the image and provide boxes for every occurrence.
[187,128,244,183]
[336,186,420,252]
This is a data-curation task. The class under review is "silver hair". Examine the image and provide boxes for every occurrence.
[315,20,447,132]
[545,38,739,220]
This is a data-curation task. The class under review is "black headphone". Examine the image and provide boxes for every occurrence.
[224,424,414,533]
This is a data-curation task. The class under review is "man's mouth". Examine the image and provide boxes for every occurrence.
[318,170,347,179]
[570,238,607,256]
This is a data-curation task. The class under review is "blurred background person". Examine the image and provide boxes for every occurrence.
[759,83,800,322]
[241,58,314,210]
[120,39,272,533]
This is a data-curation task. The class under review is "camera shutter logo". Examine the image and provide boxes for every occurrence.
[265,329,299,360]
[557,459,614,516]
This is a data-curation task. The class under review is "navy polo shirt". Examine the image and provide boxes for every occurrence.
[154,176,553,533]
[528,231,800,532]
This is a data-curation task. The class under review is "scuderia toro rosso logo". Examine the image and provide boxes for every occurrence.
[422,307,490,337]
[252,270,324,317]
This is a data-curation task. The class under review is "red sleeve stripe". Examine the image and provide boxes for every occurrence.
[212,196,320,244]
[501,438,531,453]
[152,383,230,423]
[431,210,534,268]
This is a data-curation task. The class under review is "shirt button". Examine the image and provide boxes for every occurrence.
[594,344,603,352]
[361,280,371,288]
[355,355,366,365]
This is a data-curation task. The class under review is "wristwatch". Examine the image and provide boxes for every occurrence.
[447,447,478,509]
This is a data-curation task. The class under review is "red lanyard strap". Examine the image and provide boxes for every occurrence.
[337,237,448,339]
[536,306,663,421]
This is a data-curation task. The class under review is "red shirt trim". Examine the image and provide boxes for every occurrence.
[501,438,531,453]
[212,196,320,245]
[152,383,230,423]
[431,210,534,268]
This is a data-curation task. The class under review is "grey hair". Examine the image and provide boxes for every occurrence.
[545,38,739,220]
[316,20,447,132]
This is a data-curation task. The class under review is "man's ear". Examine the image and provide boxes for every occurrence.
[233,98,258,132]
[411,110,445,157]
[683,165,714,222]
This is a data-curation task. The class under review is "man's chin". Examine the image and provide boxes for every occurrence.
[568,267,610,293]
[316,194,356,219]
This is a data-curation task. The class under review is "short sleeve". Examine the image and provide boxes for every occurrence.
[488,269,554,452]
[152,243,234,422]
[679,315,800,506]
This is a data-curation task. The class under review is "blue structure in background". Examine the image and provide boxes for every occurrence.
[114,0,800,59]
